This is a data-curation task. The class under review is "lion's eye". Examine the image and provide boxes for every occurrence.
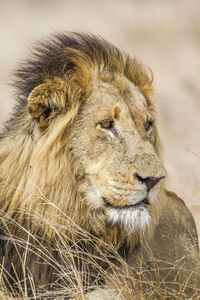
[97,120,117,135]
[100,120,113,129]
[145,121,153,133]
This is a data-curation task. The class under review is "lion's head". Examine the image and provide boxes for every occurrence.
[0,33,165,249]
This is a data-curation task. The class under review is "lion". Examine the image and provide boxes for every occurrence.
[0,32,199,298]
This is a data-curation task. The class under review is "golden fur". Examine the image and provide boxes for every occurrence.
[0,32,199,296]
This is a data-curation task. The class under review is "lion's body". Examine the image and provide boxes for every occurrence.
[0,33,199,298]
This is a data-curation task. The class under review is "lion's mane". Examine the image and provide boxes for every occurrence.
[0,32,162,292]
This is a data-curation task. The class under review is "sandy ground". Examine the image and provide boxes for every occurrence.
[0,0,200,236]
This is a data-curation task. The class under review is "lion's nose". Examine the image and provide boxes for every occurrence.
[135,174,165,192]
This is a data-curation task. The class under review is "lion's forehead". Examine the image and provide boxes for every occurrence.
[87,76,149,124]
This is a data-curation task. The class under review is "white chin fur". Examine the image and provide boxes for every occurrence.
[107,206,150,234]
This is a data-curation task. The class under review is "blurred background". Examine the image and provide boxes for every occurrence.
[0,0,200,235]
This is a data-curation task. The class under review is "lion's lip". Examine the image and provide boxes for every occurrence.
[103,197,149,209]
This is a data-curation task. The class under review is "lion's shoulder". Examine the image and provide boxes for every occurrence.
[128,189,198,252]
[140,189,199,268]
[164,190,199,245]
[128,190,199,263]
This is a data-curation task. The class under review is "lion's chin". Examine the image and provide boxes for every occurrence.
[106,206,151,234]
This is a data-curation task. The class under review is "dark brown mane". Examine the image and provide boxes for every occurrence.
[12,32,153,111]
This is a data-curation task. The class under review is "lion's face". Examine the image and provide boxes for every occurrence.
[71,75,165,233]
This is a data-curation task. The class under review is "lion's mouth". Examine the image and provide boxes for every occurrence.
[102,197,149,209]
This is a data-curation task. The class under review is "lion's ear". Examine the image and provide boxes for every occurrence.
[27,81,68,129]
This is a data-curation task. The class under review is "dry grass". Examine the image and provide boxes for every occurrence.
[0,201,199,300]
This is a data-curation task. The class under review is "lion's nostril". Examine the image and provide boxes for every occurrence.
[135,174,165,192]
[144,176,164,192]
